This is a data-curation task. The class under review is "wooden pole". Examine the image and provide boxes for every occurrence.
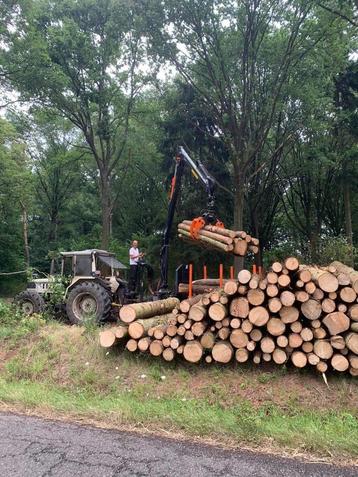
[188,263,193,298]
[230,266,234,279]
[203,265,207,280]
[219,263,223,288]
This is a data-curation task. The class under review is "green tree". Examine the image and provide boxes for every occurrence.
[2,0,147,248]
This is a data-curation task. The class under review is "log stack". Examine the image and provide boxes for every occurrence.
[177,220,259,256]
[99,259,358,376]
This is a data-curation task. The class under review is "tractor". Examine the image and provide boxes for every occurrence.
[14,249,153,324]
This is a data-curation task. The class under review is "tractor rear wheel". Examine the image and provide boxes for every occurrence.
[66,281,111,325]
[14,290,46,316]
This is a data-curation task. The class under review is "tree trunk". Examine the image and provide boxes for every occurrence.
[343,179,354,266]
[100,173,112,249]
[20,201,30,267]
[234,171,245,273]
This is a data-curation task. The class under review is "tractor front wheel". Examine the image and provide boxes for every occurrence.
[66,281,111,325]
[14,290,46,316]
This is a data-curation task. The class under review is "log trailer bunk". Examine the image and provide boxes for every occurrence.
[157,146,224,299]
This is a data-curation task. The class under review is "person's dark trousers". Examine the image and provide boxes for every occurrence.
[129,265,138,291]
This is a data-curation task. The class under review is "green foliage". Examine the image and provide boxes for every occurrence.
[0,299,45,343]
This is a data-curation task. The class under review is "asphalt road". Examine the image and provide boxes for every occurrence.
[0,412,356,477]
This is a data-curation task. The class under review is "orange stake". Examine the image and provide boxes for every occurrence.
[253,264,257,274]
[203,265,207,280]
[230,266,234,279]
[219,263,223,288]
[188,263,193,298]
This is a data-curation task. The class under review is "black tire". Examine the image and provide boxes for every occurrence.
[66,281,112,325]
[14,290,46,316]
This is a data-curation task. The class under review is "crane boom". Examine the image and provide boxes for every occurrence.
[157,146,220,296]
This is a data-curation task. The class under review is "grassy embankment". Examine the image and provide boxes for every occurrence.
[0,299,357,462]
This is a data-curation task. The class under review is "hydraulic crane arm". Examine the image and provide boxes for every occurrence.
[158,146,221,296]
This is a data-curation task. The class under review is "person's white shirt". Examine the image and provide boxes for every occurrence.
[129,247,140,265]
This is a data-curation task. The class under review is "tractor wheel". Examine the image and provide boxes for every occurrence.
[14,290,46,316]
[66,281,112,325]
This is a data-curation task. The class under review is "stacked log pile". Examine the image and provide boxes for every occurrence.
[99,259,358,376]
[177,220,259,256]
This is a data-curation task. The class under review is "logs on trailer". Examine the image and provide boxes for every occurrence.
[177,220,259,256]
[99,256,358,376]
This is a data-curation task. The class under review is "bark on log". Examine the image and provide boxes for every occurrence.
[128,315,172,339]
[179,294,203,313]
[299,266,339,293]
[330,261,358,292]
[120,298,179,323]
[189,305,207,322]
[178,228,234,252]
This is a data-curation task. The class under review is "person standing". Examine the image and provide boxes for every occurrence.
[129,240,143,291]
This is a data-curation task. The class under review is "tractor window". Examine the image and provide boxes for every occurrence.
[62,257,73,276]
[75,255,92,276]
[96,257,111,277]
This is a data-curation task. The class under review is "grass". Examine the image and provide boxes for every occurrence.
[0,299,357,461]
[0,378,357,459]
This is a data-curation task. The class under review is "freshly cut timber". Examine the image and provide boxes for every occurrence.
[128,314,172,339]
[314,340,334,360]
[331,354,349,372]
[99,329,117,348]
[99,254,358,376]
[212,341,233,363]
[120,298,179,323]
[291,351,307,368]
[322,312,350,336]
[229,329,249,348]
[248,306,269,326]
[301,300,322,321]
[183,341,203,362]
[346,333,358,354]
[330,261,358,292]
[299,266,339,293]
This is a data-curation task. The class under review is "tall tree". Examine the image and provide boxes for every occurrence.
[2,0,146,247]
[144,0,355,267]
